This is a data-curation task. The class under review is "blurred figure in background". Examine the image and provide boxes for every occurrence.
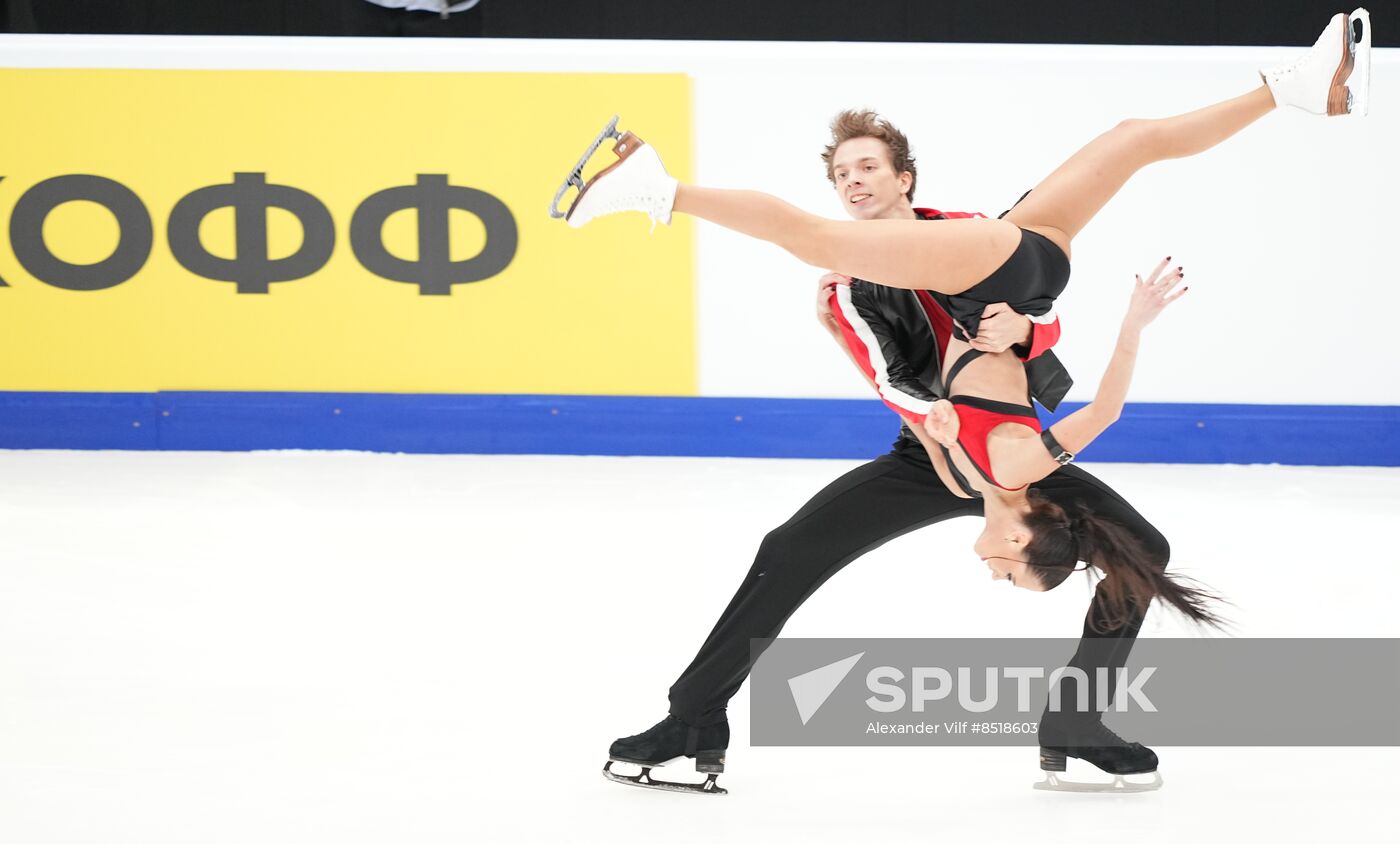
[346,0,485,37]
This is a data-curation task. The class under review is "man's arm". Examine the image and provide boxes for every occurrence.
[818,276,889,395]
[1022,311,1062,360]
[817,280,971,498]
[966,302,1061,359]
[819,275,938,425]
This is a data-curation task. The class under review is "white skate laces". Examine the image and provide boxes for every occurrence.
[550,116,678,230]
[1259,8,1371,116]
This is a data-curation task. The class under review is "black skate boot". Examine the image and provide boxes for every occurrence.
[602,714,729,795]
[1035,717,1162,793]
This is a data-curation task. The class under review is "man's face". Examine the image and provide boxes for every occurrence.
[829,136,913,220]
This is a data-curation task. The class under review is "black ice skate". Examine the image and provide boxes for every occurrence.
[602,714,729,796]
[1034,718,1162,793]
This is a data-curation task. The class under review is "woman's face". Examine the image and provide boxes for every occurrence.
[974,522,1045,592]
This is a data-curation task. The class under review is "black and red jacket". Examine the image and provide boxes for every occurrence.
[826,208,1073,430]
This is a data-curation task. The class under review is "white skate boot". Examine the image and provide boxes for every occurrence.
[549,115,678,229]
[1259,8,1371,116]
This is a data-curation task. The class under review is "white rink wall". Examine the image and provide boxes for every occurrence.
[689,42,1399,405]
[5,35,1397,405]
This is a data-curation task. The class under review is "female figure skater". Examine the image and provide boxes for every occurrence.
[836,256,1201,633]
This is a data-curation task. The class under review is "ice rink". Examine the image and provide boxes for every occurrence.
[1,449,1396,843]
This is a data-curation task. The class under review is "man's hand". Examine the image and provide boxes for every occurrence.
[817,272,853,333]
[961,302,1033,353]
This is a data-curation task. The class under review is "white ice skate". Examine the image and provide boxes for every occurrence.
[1259,8,1371,116]
[549,115,678,228]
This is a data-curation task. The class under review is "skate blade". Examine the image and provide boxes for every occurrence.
[602,759,728,796]
[1349,8,1371,116]
[549,115,624,220]
[1327,13,1356,116]
[1033,770,1163,794]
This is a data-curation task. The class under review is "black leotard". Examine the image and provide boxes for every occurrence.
[935,227,1071,342]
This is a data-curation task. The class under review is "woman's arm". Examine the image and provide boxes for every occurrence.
[908,412,976,500]
[1049,258,1186,455]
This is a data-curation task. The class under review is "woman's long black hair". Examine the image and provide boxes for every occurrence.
[1022,491,1226,632]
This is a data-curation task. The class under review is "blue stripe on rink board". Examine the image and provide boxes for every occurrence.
[0,391,1397,466]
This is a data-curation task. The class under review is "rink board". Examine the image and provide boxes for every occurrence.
[0,391,1396,466]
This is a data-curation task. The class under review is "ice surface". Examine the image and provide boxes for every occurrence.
[0,450,1395,843]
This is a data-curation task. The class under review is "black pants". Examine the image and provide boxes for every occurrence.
[668,434,1166,727]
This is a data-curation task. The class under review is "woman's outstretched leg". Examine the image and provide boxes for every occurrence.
[672,184,1021,293]
[562,126,1021,293]
[1005,10,1365,251]
[1002,86,1276,252]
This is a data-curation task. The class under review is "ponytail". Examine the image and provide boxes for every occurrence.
[1022,492,1226,632]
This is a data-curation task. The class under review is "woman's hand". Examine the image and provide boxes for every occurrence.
[816,272,853,332]
[1123,257,1187,332]
[922,399,960,448]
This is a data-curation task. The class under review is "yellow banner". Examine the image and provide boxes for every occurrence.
[0,69,695,394]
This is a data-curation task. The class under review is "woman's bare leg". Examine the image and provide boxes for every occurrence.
[1003,86,1277,255]
[673,87,1274,288]
[673,185,1022,294]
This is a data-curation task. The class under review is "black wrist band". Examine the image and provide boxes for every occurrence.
[1041,429,1075,465]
